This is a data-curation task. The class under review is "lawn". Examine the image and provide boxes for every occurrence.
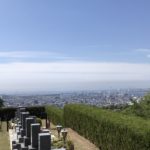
[0,122,10,150]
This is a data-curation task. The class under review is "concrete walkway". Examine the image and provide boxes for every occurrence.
[9,128,18,150]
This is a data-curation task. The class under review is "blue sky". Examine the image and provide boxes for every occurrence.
[0,0,150,92]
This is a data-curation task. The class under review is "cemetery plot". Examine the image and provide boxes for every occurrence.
[9,107,70,150]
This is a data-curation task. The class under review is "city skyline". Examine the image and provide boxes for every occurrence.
[0,1,150,92]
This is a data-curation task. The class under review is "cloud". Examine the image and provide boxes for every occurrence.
[147,54,150,58]
[0,51,72,61]
[135,48,150,53]
[135,48,150,59]
[0,62,150,92]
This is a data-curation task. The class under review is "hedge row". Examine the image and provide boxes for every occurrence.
[26,106,46,119]
[45,105,64,125]
[64,104,150,150]
[0,107,16,121]
[0,106,46,121]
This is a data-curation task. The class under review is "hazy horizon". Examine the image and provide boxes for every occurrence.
[0,1,150,92]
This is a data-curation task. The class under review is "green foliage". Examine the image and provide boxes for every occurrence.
[0,106,46,121]
[67,140,74,150]
[103,104,129,111]
[52,140,74,150]
[52,140,64,148]
[36,118,42,126]
[64,104,150,150]
[45,105,64,126]
[26,106,46,119]
[122,94,150,119]
[0,108,16,121]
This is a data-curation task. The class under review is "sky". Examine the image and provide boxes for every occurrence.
[0,0,150,93]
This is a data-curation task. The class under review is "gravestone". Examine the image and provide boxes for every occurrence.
[22,117,36,149]
[26,117,36,138]
[26,117,36,145]
[24,136,30,147]
[20,112,29,137]
[12,143,21,150]
[22,112,30,129]
[30,123,41,149]
[38,133,51,150]
[20,108,26,124]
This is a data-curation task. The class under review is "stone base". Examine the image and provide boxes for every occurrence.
[21,143,28,150]
[15,125,21,132]
[28,145,37,150]
[18,135,24,143]
[17,131,21,139]
[12,140,16,145]
[21,147,28,150]
[12,143,21,150]
[24,136,30,147]
[38,133,51,150]
[20,129,26,137]
[41,129,50,133]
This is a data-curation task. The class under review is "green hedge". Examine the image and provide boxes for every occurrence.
[26,106,46,119]
[64,104,150,150]
[0,107,16,121]
[0,106,46,121]
[46,105,64,126]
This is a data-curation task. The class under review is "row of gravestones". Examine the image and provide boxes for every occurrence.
[12,107,51,150]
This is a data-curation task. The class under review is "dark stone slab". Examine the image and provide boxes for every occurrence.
[12,140,16,145]
[20,108,26,124]
[21,112,30,130]
[31,123,40,148]
[12,143,21,150]
[17,131,21,139]
[18,135,24,143]
[21,148,28,150]
[26,117,36,138]
[38,133,51,150]
[24,136,30,147]
[20,129,26,137]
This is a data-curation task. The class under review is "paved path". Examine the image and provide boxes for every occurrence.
[9,126,19,150]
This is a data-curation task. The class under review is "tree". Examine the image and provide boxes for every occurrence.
[122,93,150,119]
[0,97,4,108]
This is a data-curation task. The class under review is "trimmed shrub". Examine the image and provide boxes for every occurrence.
[46,105,63,126]
[36,118,42,126]
[0,107,16,121]
[26,106,46,119]
[64,104,150,150]
[0,106,46,121]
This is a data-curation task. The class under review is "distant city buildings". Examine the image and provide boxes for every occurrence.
[1,88,150,108]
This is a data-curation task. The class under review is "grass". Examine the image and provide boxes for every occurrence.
[0,122,10,150]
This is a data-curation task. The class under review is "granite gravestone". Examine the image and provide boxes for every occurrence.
[29,123,41,150]
[38,133,51,150]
